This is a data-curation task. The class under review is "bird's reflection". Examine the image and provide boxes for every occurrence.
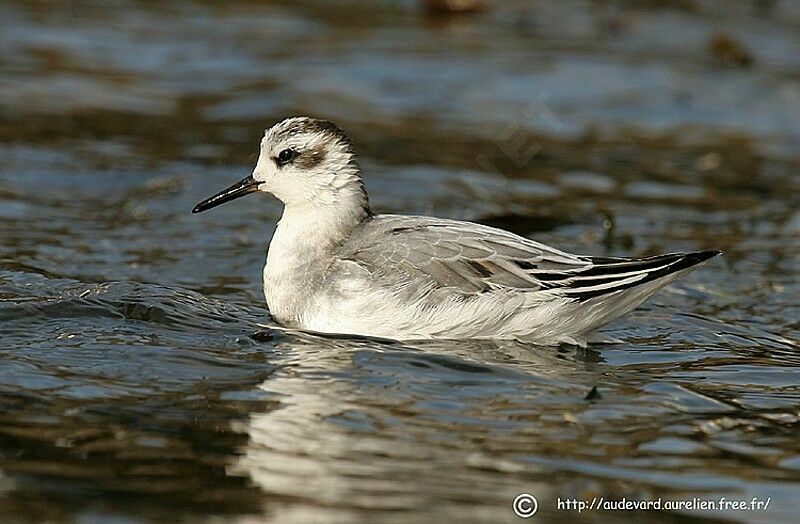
[229,328,607,521]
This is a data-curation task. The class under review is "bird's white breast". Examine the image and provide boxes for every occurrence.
[263,217,320,325]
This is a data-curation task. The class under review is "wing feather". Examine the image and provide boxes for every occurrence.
[340,215,586,294]
[339,215,719,301]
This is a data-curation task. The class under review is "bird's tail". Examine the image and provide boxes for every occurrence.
[555,250,721,342]
[561,250,722,301]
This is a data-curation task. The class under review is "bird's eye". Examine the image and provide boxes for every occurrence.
[277,148,296,165]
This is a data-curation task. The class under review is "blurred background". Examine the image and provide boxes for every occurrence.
[0,1,799,523]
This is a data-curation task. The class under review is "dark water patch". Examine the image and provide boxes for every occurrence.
[0,391,276,522]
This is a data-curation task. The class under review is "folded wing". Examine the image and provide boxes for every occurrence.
[341,215,719,301]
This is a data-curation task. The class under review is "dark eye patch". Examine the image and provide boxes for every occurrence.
[293,146,327,169]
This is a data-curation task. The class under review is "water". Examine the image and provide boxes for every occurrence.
[1,1,799,522]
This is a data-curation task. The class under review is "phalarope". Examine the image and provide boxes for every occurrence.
[193,117,720,346]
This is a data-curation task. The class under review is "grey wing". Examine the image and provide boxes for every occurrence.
[339,215,588,295]
[339,215,720,300]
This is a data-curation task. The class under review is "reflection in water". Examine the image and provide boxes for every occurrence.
[234,334,583,523]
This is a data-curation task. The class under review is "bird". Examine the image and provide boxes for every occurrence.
[193,117,720,346]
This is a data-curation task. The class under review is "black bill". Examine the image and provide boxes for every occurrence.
[192,175,260,213]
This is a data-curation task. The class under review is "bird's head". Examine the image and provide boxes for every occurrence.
[193,117,368,214]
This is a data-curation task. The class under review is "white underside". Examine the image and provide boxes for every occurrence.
[281,269,689,347]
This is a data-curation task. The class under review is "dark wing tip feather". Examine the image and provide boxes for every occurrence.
[565,249,721,301]
[686,249,723,263]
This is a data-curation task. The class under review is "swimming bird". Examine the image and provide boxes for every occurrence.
[193,117,720,346]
